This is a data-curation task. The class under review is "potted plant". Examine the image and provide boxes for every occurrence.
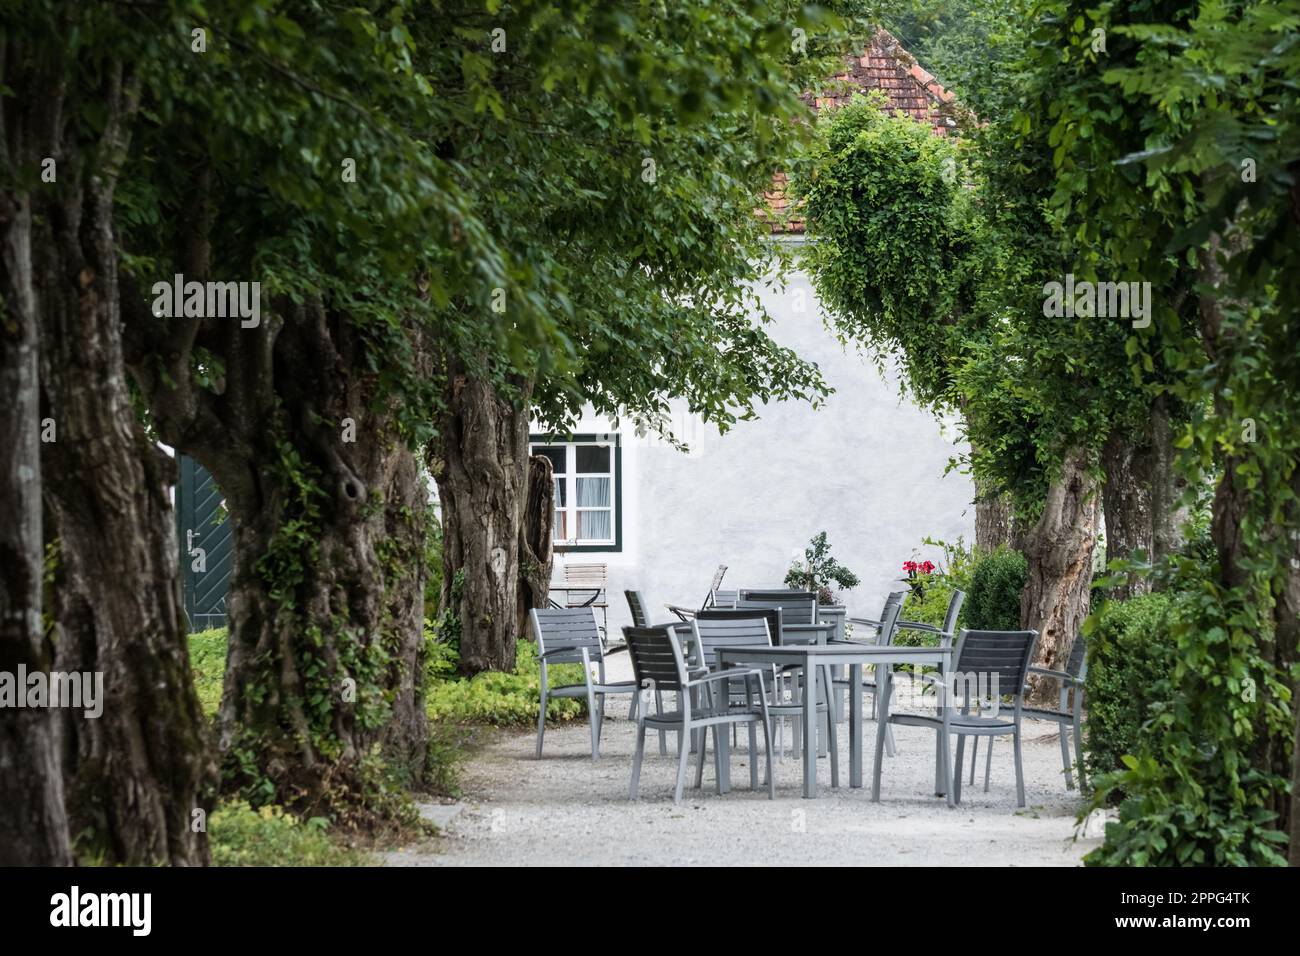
[784,532,860,606]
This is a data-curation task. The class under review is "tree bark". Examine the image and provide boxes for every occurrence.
[974,487,1014,552]
[517,454,555,647]
[0,40,73,860]
[433,366,533,676]
[1020,448,1100,696]
[34,61,213,865]
[1101,428,1154,599]
[140,296,430,817]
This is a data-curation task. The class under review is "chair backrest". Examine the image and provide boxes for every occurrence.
[531,608,604,665]
[1064,632,1087,680]
[624,625,689,693]
[624,590,650,628]
[738,589,818,626]
[940,589,966,638]
[709,564,728,592]
[697,607,781,648]
[564,563,607,587]
[953,629,1040,704]
[691,614,773,670]
[710,589,739,609]
[875,597,905,647]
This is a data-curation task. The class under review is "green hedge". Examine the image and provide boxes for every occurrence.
[425,633,589,726]
[963,547,1027,631]
[1082,592,1176,791]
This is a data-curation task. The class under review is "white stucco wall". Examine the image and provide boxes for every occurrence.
[547,257,975,635]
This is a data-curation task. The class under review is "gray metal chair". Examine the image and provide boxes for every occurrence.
[875,628,1040,807]
[736,591,838,762]
[625,589,650,628]
[832,596,904,755]
[624,624,775,803]
[625,589,674,755]
[970,631,1087,791]
[691,614,838,789]
[531,607,637,760]
[738,589,819,625]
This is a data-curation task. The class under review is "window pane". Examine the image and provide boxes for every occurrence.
[553,510,567,541]
[576,477,609,507]
[532,445,566,475]
[554,478,567,507]
[575,444,610,473]
[577,510,611,541]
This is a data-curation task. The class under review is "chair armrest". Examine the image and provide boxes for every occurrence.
[665,604,696,621]
[687,668,767,689]
[1028,666,1081,685]
[897,620,942,634]
[849,617,883,628]
[603,643,628,656]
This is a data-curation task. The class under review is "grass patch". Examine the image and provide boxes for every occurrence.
[209,801,365,866]
[188,626,227,721]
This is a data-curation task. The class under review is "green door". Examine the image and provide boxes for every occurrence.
[175,455,232,632]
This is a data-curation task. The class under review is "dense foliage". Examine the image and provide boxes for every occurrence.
[1082,594,1176,788]
[963,549,1029,632]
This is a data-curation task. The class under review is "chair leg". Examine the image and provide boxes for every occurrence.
[673,722,692,804]
[1073,706,1086,790]
[1013,727,1026,808]
[536,688,548,759]
[629,720,648,801]
[984,734,993,792]
[953,734,965,804]
[656,690,667,755]
[822,666,839,788]
[694,727,708,790]
[1059,719,1075,790]
[969,737,978,785]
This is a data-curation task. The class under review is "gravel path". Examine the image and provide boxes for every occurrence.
[386,697,1100,866]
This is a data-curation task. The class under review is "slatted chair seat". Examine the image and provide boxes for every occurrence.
[532,607,637,761]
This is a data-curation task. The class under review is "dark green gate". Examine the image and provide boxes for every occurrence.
[175,455,232,632]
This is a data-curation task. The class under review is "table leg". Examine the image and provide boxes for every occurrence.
[803,656,818,798]
[872,662,891,802]
[849,662,862,788]
[718,714,732,794]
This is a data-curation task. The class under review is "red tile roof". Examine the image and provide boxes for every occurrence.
[765,29,965,234]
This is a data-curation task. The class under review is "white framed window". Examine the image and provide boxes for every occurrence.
[529,434,620,550]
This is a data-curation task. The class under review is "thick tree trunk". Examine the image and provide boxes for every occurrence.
[185,299,431,816]
[34,62,213,865]
[1020,448,1100,696]
[433,367,533,676]
[517,454,555,647]
[975,487,1014,552]
[1101,428,1154,599]
[0,80,73,861]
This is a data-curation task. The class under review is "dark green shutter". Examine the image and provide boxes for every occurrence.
[175,455,232,631]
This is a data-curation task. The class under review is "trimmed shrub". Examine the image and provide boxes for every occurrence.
[1082,592,1176,790]
[963,547,1027,631]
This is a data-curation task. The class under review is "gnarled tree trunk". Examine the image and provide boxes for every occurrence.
[35,61,213,865]
[1020,448,1100,696]
[433,365,533,676]
[0,50,72,861]
[517,453,555,647]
